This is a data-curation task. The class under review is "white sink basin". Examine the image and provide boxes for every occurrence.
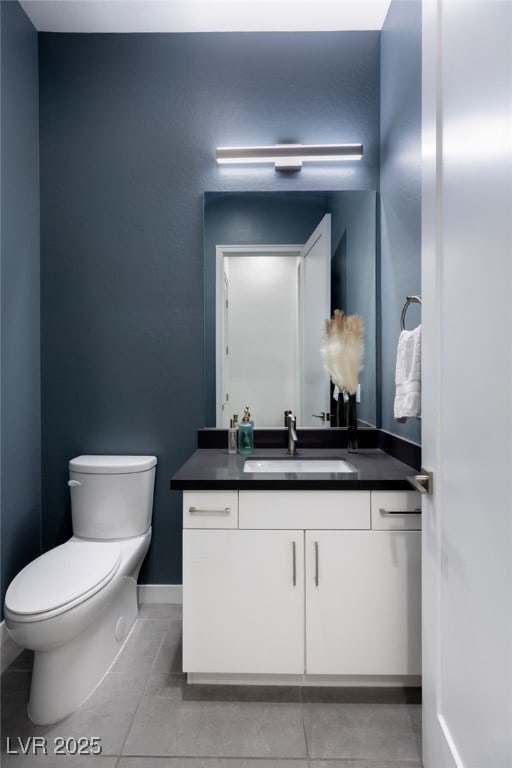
[243,458,356,474]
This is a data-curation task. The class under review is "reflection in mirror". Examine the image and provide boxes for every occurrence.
[204,191,376,428]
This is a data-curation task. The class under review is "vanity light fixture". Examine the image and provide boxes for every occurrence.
[215,143,364,171]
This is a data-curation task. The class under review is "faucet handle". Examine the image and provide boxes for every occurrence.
[287,412,298,455]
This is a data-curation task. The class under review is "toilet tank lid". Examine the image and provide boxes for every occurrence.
[69,455,157,474]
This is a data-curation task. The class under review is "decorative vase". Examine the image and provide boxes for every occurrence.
[347,393,358,453]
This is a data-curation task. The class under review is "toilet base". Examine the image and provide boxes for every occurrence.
[28,575,138,725]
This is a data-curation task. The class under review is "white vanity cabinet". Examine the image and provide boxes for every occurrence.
[182,488,421,681]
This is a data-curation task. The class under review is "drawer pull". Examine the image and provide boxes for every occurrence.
[188,506,231,515]
[292,541,296,586]
[314,541,319,586]
[379,508,421,515]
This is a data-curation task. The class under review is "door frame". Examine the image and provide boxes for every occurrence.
[298,213,331,426]
[421,2,450,764]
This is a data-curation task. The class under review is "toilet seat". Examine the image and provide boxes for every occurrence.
[5,539,121,622]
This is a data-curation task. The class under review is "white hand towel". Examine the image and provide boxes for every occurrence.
[394,324,421,420]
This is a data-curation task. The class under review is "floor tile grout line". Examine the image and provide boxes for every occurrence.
[113,760,421,766]
[116,618,170,760]
[300,690,312,765]
[297,682,312,766]
[117,753,312,761]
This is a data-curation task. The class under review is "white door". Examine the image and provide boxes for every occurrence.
[305,531,421,675]
[224,254,299,426]
[300,214,331,426]
[183,529,304,674]
[216,245,301,427]
[421,2,512,766]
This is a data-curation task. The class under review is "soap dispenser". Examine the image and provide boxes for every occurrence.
[238,406,254,455]
[228,415,238,454]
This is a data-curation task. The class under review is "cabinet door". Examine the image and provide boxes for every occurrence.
[305,530,421,676]
[183,529,304,674]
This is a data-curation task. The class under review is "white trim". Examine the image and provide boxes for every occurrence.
[137,584,182,604]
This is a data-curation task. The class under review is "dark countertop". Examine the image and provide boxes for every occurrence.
[170,448,417,491]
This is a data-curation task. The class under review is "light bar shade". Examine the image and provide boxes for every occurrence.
[215,143,363,169]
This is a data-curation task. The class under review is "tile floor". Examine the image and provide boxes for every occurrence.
[1,604,422,767]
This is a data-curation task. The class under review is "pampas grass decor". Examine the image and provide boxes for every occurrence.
[320,309,364,395]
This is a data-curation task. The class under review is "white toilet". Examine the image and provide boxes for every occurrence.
[4,454,157,725]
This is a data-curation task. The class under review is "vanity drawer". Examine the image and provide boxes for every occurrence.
[239,491,370,530]
[183,491,239,528]
[371,491,421,530]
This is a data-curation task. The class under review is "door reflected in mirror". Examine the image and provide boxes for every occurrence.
[204,191,376,428]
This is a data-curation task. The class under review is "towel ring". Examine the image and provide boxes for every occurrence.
[400,295,422,331]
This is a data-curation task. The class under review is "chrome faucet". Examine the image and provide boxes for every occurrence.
[287,413,298,455]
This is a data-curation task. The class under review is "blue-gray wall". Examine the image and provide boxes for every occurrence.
[379,0,422,443]
[39,32,380,585]
[0,0,41,614]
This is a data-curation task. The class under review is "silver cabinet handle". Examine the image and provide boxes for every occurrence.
[314,541,319,586]
[292,541,296,586]
[379,507,421,515]
[188,506,231,515]
[407,468,433,495]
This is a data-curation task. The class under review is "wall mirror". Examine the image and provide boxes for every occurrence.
[204,191,376,428]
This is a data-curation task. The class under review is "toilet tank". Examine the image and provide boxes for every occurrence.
[68,455,157,540]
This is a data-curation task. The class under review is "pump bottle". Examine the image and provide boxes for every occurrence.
[237,406,254,455]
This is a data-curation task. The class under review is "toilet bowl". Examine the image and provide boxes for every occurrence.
[4,454,156,725]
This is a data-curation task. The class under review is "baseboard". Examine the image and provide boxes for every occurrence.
[137,584,182,604]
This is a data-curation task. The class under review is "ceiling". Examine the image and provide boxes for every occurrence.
[19,0,392,33]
